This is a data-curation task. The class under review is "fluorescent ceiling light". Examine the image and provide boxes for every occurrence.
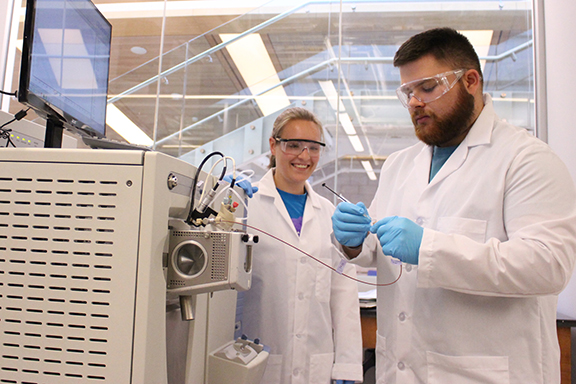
[361,160,377,181]
[220,33,290,116]
[318,80,364,152]
[318,80,346,111]
[82,2,531,21]
[95,1,271,19]
[339,112,357,136]
[18,2,532,24]
[106,104,153,146]
[459,30,493,71]
[348,135,364,153]
[17,1,271,22]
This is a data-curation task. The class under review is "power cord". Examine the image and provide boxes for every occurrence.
[0,90,17,97]
[0,108,30,147]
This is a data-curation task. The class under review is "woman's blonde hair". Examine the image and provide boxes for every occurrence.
[269,107,324,168]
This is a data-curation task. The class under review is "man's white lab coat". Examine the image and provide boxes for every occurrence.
[354,94,576,384]
[242,169,363,384]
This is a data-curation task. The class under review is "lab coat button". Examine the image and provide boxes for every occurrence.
[300,257,307,264]
[405,264,412,272]
[298,293,304,300]
[398,312,406,322]
[397,362,405,371]
[416,217,424,225]
[293,368,299,376]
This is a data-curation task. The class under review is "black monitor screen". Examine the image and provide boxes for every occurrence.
[19,0,111,140]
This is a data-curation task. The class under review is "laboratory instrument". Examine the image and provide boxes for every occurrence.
[0,148,267,384]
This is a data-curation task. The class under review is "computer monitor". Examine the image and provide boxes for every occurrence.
[18,0,112,147]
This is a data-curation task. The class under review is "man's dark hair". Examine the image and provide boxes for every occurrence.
[393,27,483,81]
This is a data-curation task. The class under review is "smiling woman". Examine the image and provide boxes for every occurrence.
[240,106,364,384]
[269,107,325,194]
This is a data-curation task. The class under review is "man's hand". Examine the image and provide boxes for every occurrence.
[331,202,371,248]
[370,216,423,265]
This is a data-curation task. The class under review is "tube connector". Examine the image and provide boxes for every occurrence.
[197,187,218,213]
[201,217,217,225]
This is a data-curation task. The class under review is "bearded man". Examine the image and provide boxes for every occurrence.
[332,27,576,384]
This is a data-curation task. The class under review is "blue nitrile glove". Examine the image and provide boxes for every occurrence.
[370,216,423,265]
[223,175,258,198]
[331,202,372,248]
[335,380,355,384]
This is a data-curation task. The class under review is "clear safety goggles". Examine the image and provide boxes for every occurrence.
[395,69,465,108]
[275,138,326,157]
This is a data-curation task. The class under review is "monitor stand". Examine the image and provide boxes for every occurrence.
[44,116,63,148]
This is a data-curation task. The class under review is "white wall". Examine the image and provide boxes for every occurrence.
[543,0,576,317]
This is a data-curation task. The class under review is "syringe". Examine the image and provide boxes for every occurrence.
[322,183,372,221]
[322,183,350,203]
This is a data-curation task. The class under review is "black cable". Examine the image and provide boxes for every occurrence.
[0,126,14,147]
[0,108,30,148]
[186,151,225,224]
[0,118,16,130]
[14,108,29,120]
[0,90,17,97]
[0,108,30,130]
[218,163,227,184]
[2,128,15,147]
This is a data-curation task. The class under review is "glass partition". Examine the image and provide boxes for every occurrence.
[7,0,534,202]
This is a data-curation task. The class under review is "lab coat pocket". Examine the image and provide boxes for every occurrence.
[260,353,283,384]
[437,217,487,243]
[375,333,387,384]
[315,263,331,303]
[309,352,334,384]
[427,351,509,384]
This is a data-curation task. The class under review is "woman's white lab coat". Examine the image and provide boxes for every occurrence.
[242,169,363,384]
[354,94,576,384]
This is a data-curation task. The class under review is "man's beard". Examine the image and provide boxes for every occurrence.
[412,84,475,146]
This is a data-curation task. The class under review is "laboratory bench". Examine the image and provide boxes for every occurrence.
[557,313,576,384]
[361,308,575,384]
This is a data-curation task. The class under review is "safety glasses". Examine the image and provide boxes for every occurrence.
[275,138,326,157]
[396,69,466,108]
